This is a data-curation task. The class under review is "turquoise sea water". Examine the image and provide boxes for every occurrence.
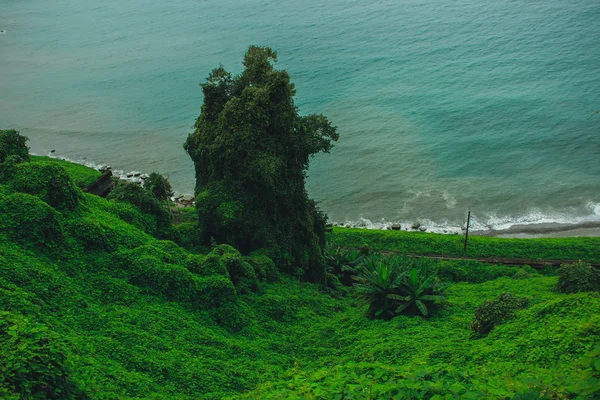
[2,0,600,232]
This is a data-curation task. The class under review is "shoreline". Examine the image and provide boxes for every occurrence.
[42,151,600,239]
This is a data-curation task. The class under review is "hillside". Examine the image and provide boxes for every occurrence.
[1,157,599,399]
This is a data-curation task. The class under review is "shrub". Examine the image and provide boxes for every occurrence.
[9,161,79,210]
[127,255,200,305]
[0,129,29,164]
[220,251,259,294]
[106,200,157,236]
[0,155,22,183]
[186,253,228,277]
[471,292,529,336]
[388,264,449,317]
[353,254,447,319]
[173,222,205,251]
[64,217,118,252]
[197,275,237,308]
[143,172,173,201]
[323,242,363,286]
[0,193,64,247]
[0,311,85,399]
[247,253,279,283]
[107,181,172,236]
[555,261,600,294]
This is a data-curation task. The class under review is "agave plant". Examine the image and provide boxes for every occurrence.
[324,241,364,286]
[353,254,449,318]
[388,259,449,316]
[352,253,409,318]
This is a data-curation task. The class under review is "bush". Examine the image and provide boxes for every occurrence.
[0,311,85,399]
[127,255,201,305]
[247,253,279,283]
[143,172,173,201]
[0,193,64,247]
[106,200,157,236]
[555,261,600,294]
[8,161,79,210]
[173,222,205,251]
[323,242,363,286]
[0,129,29,164]
[186,253,228,277]
[471,292,529,336]
[107,181,171,236]
[0,155,23,183]
[353,254,448,319]
[197,275,237,308]
[220,251,259,294]
[64,217,118,252]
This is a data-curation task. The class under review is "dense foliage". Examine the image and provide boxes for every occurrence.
[471,292,530,336]
[1,156,599,398]
[353,254,448,319]
[184,46,338,281]
[331,227,600,263]
[106,181,172,238]
[142,172,173,201]
[0,129,29,163]
[555,261,600,294]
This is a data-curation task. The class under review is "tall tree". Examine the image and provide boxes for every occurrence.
[184,46,338,281]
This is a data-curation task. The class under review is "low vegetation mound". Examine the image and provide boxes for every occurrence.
[0,193,64,247]
[7,161,80,210]
[471,292,529,335]
[555,261,600,294]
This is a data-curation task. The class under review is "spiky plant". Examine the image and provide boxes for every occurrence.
[324,242,364,286]
[352,253,409,319]
[388,259,449,316]
[353,254,448,319]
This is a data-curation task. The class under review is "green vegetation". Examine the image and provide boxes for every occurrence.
[184,46,338,281]
[0,153,598,398]
[143,172,173,202]
[30,156,101,189]
[331,227,600,263]
[352,254,448,319]
[471,292,530,336]
[555,261,600,294]
[0,129,29,163]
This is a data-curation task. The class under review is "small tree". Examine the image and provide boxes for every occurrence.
[0,129,29,164]
[143,172,173,203]
[184,46,338,281]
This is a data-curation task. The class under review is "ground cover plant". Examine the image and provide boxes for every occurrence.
[1,138,599,398]
[330,227,600,263]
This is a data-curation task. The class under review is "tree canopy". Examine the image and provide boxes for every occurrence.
[184,46,338,281]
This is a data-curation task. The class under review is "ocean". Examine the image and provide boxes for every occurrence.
[2,0,600,234]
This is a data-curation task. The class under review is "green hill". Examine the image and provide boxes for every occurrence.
[1,157,599,399]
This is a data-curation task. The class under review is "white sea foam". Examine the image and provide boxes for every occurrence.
[332,206,600,236]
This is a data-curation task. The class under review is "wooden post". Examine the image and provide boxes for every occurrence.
[463,209,471,253]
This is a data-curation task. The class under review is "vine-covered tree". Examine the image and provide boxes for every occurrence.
[184,46,338,281]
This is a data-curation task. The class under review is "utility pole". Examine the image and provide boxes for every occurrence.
[463,208,471,253]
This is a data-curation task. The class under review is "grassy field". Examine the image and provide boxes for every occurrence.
[330,227,600,264]
[1,158,598,399]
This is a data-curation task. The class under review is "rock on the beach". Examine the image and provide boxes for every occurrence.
[411,223,421,230]
[419,226,427,232]
[391,224,401,231]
